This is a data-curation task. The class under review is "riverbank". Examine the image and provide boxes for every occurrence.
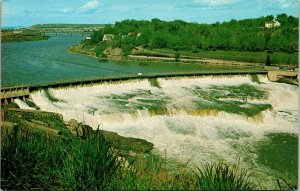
[68,41,298,69]
[68,43,265,68]
[1,108,154,155]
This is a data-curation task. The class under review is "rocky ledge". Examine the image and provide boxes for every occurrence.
[2,108,153,156]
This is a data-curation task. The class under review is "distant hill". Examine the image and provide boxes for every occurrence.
[29,24,113,33]
[30,24,108,29]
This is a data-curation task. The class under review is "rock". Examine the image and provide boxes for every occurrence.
[67,119,93,139]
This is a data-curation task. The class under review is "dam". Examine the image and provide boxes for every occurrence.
[1,70,268,104]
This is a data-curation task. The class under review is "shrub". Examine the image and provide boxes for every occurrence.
[193,161,255,190]
[174,51,180,62]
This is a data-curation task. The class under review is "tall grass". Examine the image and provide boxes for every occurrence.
[194,161,255,190]
[1,126,123,190]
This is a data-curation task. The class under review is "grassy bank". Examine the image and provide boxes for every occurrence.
[1,30,49,43]
[149,48,298,66]
[69,41,297,67]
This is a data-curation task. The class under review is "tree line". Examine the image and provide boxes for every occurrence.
[88,13,298,54]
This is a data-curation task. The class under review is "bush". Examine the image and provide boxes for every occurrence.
[95,43,108,57]
[175,51,180,62]
[193,161,255,190]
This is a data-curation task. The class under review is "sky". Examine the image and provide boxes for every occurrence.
[1,0,299,27]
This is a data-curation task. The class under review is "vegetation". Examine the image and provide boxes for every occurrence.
[1,126,123,190]
[1,30,49,43]
[30,24,107,33]
[78,13,298,65]
[174,51,180,62]
[148,49,298,65]
[276,77,298,86]
[266,54,271,66]
[30,24,107,29]
[194,161,254,190]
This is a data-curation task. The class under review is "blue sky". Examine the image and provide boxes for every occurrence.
[2,0,299,27]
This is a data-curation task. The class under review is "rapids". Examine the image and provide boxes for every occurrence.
[15,75,298,188]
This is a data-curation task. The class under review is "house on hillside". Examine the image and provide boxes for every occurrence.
[128,32,138,36]
[265,21,281,28]
[85,36,92,40]
[102,34,114,41]
[13,30,23,34]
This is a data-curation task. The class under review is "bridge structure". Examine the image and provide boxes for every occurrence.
[1,70,268,104]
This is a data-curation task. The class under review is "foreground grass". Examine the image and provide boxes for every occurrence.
[1,127,122,190]
[194,161,255,190]
[1,124,256,190]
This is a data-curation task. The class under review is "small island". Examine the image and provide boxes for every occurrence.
[1,29,49,43]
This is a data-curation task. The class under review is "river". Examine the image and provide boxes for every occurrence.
[2,34,260,87]
[4,34,298,189]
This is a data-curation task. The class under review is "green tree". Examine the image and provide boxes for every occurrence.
[266,53,271,66]
[175,51,180,62]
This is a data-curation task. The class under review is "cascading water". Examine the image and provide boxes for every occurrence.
[15,75,298,188]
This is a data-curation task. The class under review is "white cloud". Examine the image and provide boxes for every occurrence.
[59,7,73,13]
[81,0,99,10]
[193,0,238,6]
[274,0,298,8]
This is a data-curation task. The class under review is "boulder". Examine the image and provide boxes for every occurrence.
[66,119,93,139]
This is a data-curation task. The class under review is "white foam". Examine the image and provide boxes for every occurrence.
[17,75,298,188]
[14,99,36,110]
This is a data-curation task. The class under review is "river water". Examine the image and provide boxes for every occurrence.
[2,34,259,87]
[4,35,298,189]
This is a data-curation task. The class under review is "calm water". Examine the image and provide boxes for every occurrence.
[1,34,257,87]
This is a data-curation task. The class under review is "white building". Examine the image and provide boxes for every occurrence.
[265,21,281,28]
[13,30,23,34]
[102,34,114,41]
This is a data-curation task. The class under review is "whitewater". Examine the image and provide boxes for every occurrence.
[15,75,298,188]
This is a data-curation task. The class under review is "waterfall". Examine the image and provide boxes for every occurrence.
[16,75,298,185]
